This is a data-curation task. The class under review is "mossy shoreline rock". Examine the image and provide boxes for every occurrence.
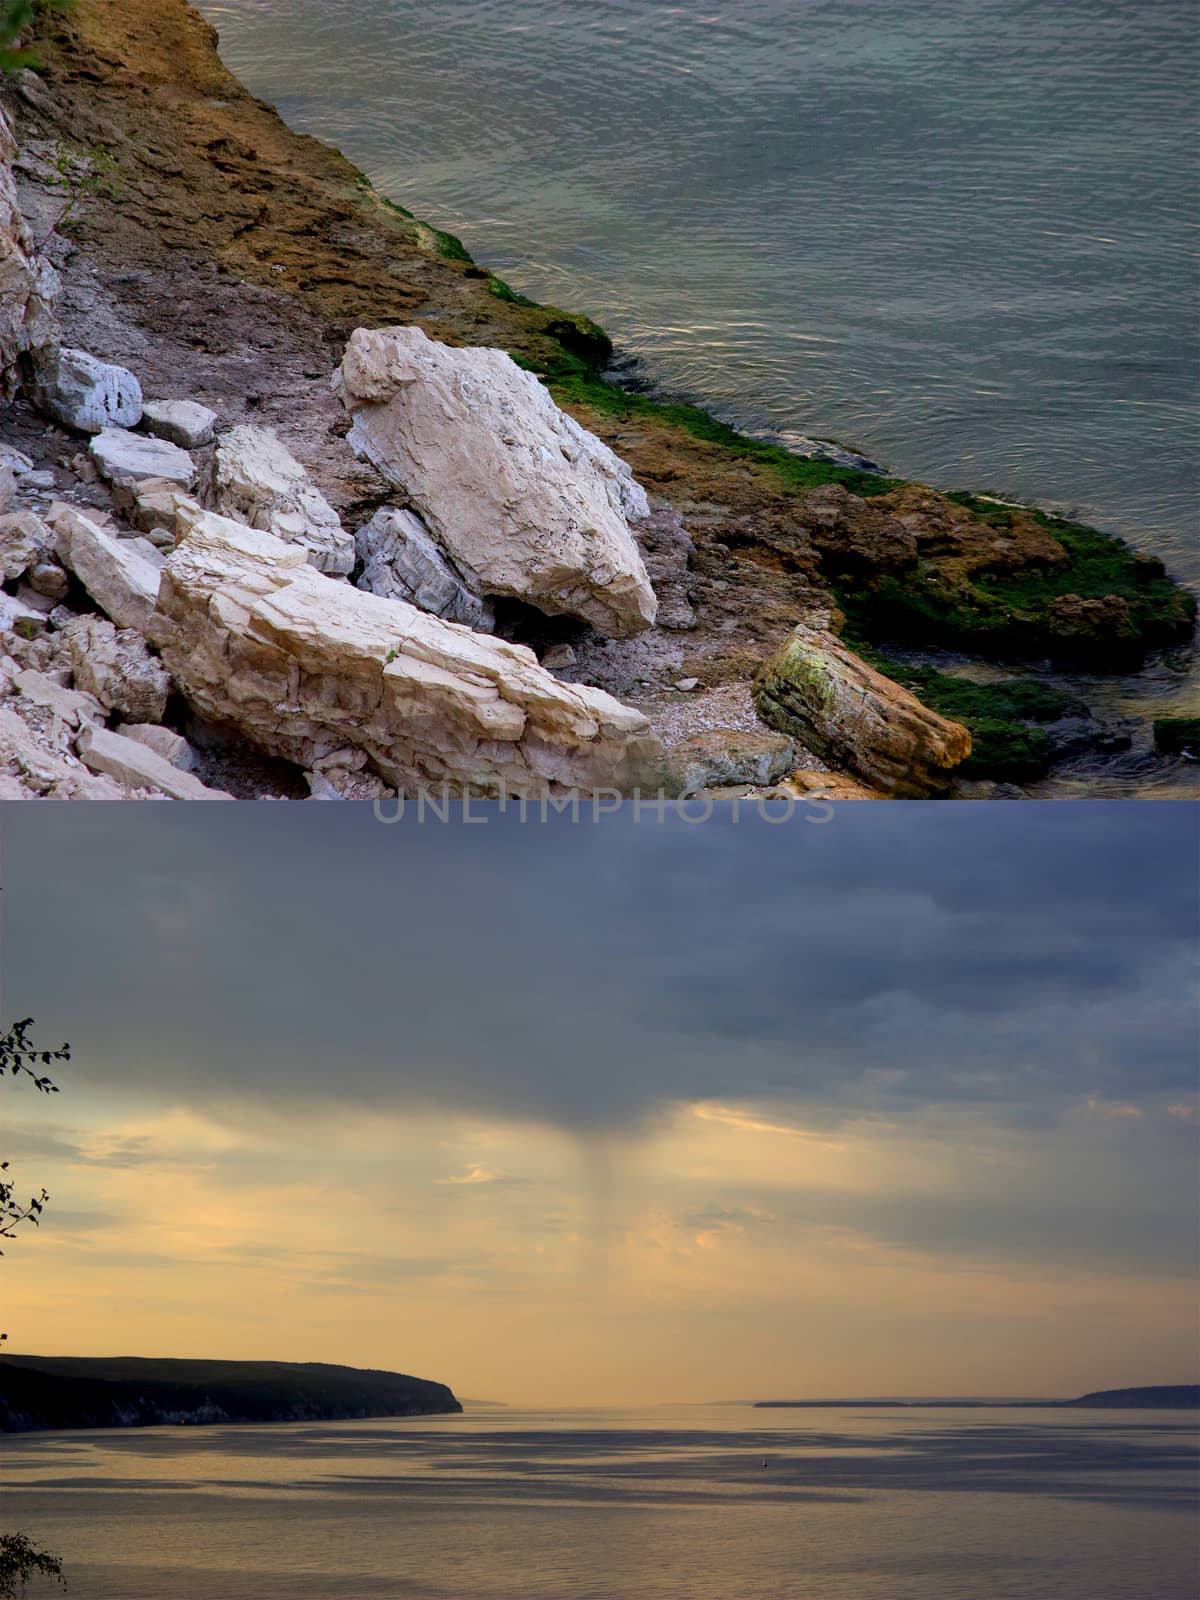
[754,623,971,797]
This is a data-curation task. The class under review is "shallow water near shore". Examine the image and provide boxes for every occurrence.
[195,0,1198,795]
[5,1406,1197,1598]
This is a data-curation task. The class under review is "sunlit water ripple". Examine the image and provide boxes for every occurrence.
[4,1406,1198,1598]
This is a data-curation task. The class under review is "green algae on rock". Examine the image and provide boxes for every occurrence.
[754,623,972,797]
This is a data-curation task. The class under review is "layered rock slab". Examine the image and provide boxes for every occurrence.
[356,506,494,631]
[200,424,353,575]
[754,624,971,798]
[48,503,163,631]
[149,508,668,796]
[334,326,657,636]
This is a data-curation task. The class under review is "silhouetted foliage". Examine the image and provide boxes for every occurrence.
[2,1020,70,1595]
[1,1020,67,1323]
[0,1533,64,1597]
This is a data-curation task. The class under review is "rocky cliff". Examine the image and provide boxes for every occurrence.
[0,1354,463,1431]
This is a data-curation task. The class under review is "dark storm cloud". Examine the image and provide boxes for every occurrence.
[2,804,1195,1130]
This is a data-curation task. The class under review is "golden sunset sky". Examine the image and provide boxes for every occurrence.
[3,805,1196,1404]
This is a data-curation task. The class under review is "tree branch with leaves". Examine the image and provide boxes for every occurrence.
[1,1019,69,1597]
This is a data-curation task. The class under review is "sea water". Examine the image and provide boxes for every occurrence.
[4,1406,1197,1598]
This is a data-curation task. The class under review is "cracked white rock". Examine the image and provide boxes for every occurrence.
[13,667,105,728]
[0,589,48,637]
[90,427,196,488]
[119,722,196,771]
[60,614,172,724]
[48,502,162,631]
[148,506,669,797]
[32,346,142,433]
[356,506,494,631]
[334,325,656,636]
[201,425,353,575]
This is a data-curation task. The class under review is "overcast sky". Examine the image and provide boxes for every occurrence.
[2,803,1196,1403]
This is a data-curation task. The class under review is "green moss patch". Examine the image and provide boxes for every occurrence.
[488,274,538,308]
[844,638,1082,780]
[539,360,902,498]
[847,494,1197,664]
[430,226,473,262]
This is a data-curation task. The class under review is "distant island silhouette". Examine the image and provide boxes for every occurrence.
[0,1355,462,1432]
[755,1386,1199,1410]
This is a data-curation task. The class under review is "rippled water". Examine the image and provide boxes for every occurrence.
[198,0,1198,578]
[5,1407,1197,1598]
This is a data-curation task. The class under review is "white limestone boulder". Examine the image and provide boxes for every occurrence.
[33,347,142,434]
[201,424,353,575]
[148,506,669,797]
[334,326,657,637]
[142,400,218,449]
[120,721,196,771]
[0,589,47,637]
[90,427,195,488]
[47,502,162,631]
[356,506,494,631]
[13,667,105,728]
[0,509,51,580]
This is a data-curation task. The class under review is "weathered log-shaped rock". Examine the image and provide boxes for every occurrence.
[334,326,657,636]
[149,508,669,796]
[754,623,971,797]
[201,424,353,575]
[0,107,59,402]
[356,506,494,631]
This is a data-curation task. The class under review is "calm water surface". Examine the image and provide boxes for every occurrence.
[197,0,1198,580]
[4,1406,1197,1598]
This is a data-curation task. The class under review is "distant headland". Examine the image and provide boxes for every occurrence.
[754,1386,1199,1410]
[0,1354,463,1432]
